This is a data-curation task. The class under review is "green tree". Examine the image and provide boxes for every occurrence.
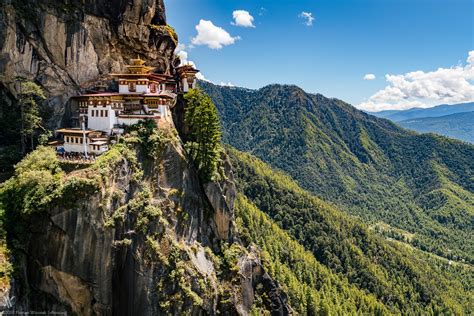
[16,77,46,154]
[184,88,222,182]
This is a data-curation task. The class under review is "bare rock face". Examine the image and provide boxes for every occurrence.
[204,153,237,241]
[0,0,177,130]
[237,247,292,316]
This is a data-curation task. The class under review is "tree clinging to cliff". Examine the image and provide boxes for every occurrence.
[15,78,46,154]
[184,88,222,182]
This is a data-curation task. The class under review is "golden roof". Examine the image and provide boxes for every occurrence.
[130,57,146,65]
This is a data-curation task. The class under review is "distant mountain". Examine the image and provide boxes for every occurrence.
[200,81,474,264]
[399,111,474,144]
[369,102,474,122]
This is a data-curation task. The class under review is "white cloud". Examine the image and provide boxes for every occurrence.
[191,19,240,49]
[175,43,186,53]
[174,48,210,82]
[176,50,188,65]
[232,10,255,28]
[358,51,474,111]
[363,74,376,80]
[219,81,235,87]
[299,11,315,26]
[196,72,210,82]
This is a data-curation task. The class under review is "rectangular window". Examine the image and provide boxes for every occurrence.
[105,110,108,117]
[129,82,136,92]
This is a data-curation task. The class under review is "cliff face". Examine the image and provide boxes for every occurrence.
[0,0,177,130]
[2,126,290,315]
[0,1,292,313]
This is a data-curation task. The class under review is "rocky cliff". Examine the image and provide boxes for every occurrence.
[1,123,290,314]
[0,0,291,314]
[0,0,177,131]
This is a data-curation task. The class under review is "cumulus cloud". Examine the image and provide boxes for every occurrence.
[232,10,255,28]
[358,51,474,111]
[219,81,235,87]
[176,50,189,65]
[175,43,186,52]
[191,19,240,49]
[363,74,376,80]
[299,11,315,26]
[174,47,210,82]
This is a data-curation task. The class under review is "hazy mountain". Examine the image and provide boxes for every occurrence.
[201,81,474,265]
[369,102,474,121]
[399,111,474,143]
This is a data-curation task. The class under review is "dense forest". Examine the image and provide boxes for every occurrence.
[230,147,473,314]
[201,81,474,264]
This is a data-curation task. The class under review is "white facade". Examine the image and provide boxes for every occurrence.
[89,144,109,155]
[181,77,197,92]
[119,80,150,94]
[88,106,116,134]
[136,83,149,93]
[62,134,89,153]
[119,84,129,94]
[60,134,109,156]
[181,78,190,92]
[159,105,169,118]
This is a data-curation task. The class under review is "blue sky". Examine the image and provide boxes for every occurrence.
[165,0,474,111]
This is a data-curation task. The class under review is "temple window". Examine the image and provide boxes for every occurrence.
[129,82,136,92]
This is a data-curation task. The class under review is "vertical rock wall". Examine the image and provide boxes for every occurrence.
[0,0,177,130]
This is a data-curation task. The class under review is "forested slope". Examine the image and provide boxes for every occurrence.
[230,147,473,314]
[202,81,474,264]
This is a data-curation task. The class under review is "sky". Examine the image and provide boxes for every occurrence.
[165,0,474,111]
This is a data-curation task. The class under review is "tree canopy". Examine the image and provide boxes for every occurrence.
[184,88,222,182]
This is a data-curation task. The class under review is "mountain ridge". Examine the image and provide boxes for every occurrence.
[398,111,474,144]
[201,80,474,264]
[369,102,474,121]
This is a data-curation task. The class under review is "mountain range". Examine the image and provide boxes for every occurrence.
[201,81,474,265]
[398,111,474,143]
[369,102,474,122]
[369,102,474,143]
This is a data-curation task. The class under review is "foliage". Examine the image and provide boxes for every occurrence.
[0,147,62,215]
[230,147,473,314]
[202,81,474,264]
[236,194,387,315]
[148,24,178,45]
[16,78,46,154]
[123,119,167,158]
[184,88,222,182]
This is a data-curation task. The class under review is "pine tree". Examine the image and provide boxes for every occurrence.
[184,88,222,182]
[15,77,46,154]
